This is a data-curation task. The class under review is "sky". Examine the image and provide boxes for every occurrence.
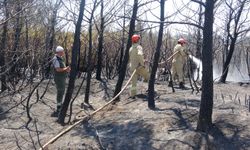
[129,0,201,36]
[58,0,201,34]
[56,0,250,81]
[58,0,250,36]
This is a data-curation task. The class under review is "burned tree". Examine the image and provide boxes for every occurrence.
[196,0,215,132]
[44,0,62,78]
[96,0,104,80]
[0,0,9,92]
[84,0,99,104]
[113,0,138,101]
[196,3,203,59]
[9,0,22,88]
[58,0,86,124]
[219,0,250,83]
[148,0,165,109]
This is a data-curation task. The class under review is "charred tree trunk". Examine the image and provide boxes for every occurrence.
[113,0,138,101]
[222,20,230,67]
[96,0,104,80]
[118,2,127,72]
[10,1,22,86]
[63,34,69,66]
[148,0,165,109]
[25,16,29,51]
[44,0,61,78]
[48,8,57,52]
[84,0,97,104]
[219,37,237,83]
[196,4,203,59]
[219,0,246,83]
[0,0,9,92]
[77,39,81,72]
[246,48,250,78]
[197,0,215,132]
[58,0,85,124]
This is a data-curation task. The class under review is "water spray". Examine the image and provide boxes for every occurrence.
[188,55,202,80]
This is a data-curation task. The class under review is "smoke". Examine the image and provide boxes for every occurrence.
[213,61,249,82]
[189,55,250,82]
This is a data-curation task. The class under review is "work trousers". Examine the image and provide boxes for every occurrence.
[130,66,149,97]
[171,61,184,83]
[54,75,66,111]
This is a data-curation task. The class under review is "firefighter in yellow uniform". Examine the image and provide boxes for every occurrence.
[168,38,188,89]
[129,34,149,98]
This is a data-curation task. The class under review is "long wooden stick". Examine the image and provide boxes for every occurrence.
[40,69,137,150]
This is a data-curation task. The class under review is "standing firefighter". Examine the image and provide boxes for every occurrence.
[51,46,71,117]
[129,34,149,98]
[169,38,188,89]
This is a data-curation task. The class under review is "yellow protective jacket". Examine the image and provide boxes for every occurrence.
[172,44,187,65]
[129,43,145,71]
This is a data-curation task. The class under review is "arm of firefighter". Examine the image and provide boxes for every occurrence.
[179,47,189,57]
[138,46,146,66]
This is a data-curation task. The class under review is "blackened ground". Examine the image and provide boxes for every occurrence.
[0,79,249,150]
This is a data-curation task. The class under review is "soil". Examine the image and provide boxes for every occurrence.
[0,78,250,150]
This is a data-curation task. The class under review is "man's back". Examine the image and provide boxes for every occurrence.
[129,44,144,70]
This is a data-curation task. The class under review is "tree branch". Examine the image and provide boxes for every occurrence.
[191,0,205,7]
[117,15,204,29]
[0,2,35,25]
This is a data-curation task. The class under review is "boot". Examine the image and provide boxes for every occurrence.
[51,110,59,117]
[51,106,61,117]
[129,96,136,99]
[168,81,173,87]
[179,82,186,89]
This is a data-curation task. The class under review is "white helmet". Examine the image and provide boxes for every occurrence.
[56,46,64,52]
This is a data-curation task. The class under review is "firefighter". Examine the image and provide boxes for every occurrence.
[129,34,149,98]
[51,46,71,117]
[168,38,188,89]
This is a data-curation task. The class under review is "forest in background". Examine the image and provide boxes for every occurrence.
[1,0,250,85]
[1,0,250,148]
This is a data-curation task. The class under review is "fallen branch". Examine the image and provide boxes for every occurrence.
[40,78,52,100]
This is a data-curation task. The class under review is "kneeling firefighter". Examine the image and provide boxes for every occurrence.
[129,34,149,98]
